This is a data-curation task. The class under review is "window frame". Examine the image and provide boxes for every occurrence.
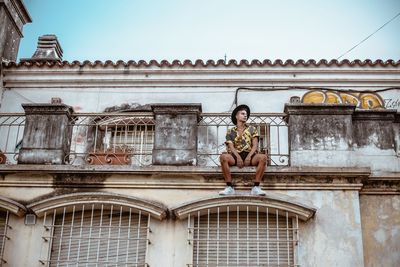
[171,195,316,267]
[41,204,151,266]
[187,206,299,267]
[0,210,10,265]
[28,192,167,267]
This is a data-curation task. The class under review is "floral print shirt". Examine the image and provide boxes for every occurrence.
[225,124,259,153]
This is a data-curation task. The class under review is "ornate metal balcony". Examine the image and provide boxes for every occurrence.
[0,112,289,167]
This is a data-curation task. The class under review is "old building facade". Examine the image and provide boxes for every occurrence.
[0,1,399,266]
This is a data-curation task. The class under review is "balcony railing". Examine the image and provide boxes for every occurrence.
[0,112,289,167]
[68,113,155,166]
[198,113,289,166]
[0,114,25,164]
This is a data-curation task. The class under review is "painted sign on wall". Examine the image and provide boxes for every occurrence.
[301,90,385,109]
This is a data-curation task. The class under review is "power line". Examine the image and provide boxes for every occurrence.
[336,11,400,60]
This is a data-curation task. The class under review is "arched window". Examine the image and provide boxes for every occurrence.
[0,196,27,264]
[172,195,316,267]
[28,192,166,266]
[0,210,9,265]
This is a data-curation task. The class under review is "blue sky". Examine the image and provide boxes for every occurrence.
[18,0,400,62]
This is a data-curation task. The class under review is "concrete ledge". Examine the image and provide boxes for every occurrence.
[0,165,372,191]
[360,172,400,195]
[284,103,356,115]
[0,164,371,176]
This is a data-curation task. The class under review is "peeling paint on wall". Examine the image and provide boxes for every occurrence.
[360,195,400,267]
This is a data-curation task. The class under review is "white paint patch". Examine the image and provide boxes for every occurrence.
[391,227,399,238]
[373,229,387,244]
[392,197,400,211]
[379,214,389,220]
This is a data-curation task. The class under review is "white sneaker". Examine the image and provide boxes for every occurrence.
[219,186,235,195]
[251,186,266,196]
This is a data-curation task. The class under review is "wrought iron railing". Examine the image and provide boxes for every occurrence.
[0,112,289,167]
[197,113,289,166]
[0,114,25,164]
[68,113,155,166]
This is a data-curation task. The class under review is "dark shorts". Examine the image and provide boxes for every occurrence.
[231,151,257,166]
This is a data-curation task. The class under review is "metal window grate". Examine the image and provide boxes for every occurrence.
[188,206,299,267]
[41,204,150,266]
[0,211,10,265]
[68,113,155,166]
[110,124,155,164]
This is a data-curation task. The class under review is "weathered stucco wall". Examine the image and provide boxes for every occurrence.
[287,190,365,267]
[0,7,20,61]
[3,214,45,267]
[286,104,400,172]
[0,172,367,267]
[360,195,400,267]
[1,63,400,113]
[2,86,400,113]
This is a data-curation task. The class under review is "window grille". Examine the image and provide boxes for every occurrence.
[188,206,299,267]
[97,119,154,166]
[111,125,154,156]
[0,211,9,265]
[41,204,150,266]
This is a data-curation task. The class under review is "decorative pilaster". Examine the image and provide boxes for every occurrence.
[18,103,74,164]
[151,104,202,165]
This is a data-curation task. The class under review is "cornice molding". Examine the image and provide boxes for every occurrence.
[27,192,168,220]
[171,194,317,221]
[0,165,371,176]
[0,195,26,216]
[3,61,400,88]
[4,59,400,68]
[360,173,400,195]
[0,165,371,191]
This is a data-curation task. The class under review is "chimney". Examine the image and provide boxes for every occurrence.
[0,0,32,62]
[21,34,63,63]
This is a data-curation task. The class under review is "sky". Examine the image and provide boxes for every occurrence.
[18,0,400,62]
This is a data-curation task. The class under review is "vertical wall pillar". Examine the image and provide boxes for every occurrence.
[152,104,202,165]
[352,109,396,149]
[395,113,400,157]
[284,103,355,167]
[18,103,74,164]
[0,0,31,61]
[352,109,398,171]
